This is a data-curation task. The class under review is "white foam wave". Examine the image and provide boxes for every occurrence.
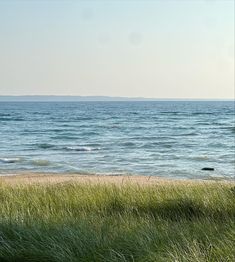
[0,157,22,164]
[65,146,100,152]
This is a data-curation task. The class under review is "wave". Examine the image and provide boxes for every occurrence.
[0,113,11,117]
[33,143,102,151]
[173,132,198,137]
[0,157,22,164]
[160,111,180,114]
[36,143,55,149]
[30,159,51,166]
[80,131,99,136]
[146,142,174,148]
[53,117,93,122]
[190,156,209,161]
[191,112,215,115]
[0,117,25,121]
[65,146,100,152]
[230,127,235,133]
[120,142,136,147]
[208,142,227,148]
[51,135,78,140]
[195,122,211,125]
[129,136,159,141]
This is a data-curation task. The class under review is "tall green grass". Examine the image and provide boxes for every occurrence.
[0,181,234,261]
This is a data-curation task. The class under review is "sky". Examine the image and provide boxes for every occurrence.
[0,0,234,99]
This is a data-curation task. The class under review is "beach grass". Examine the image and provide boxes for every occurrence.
[0,180,234,261]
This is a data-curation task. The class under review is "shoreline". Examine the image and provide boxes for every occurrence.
[0,172,234,186]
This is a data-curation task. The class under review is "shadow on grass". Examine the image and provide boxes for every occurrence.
[106,197,235,221]
[0,218,234,262]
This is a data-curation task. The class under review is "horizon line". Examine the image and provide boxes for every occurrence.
[0,95,234,102]
[0,95,235,100]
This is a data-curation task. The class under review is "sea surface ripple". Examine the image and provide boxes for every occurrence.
[0,101,234,180]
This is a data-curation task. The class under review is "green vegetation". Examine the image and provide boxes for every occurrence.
[0,181,234,261]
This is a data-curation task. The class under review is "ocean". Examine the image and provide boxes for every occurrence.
[0,101,234,180]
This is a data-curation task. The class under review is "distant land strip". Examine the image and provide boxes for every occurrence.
[0,96,234,102]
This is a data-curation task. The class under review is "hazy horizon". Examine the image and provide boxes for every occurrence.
[0,95,234,102]
[0,1,234,99]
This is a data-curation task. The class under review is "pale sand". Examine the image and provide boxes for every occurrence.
[0,173,234,186]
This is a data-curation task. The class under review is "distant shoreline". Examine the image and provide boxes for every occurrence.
[0,96,234,102]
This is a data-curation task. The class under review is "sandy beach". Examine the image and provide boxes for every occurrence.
[1,173,234,186]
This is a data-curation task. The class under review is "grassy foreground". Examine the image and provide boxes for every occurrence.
[0,180,234,261]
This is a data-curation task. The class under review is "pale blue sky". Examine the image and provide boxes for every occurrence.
[0,0,234,98]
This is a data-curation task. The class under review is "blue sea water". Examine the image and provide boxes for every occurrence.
[0,101,234,180]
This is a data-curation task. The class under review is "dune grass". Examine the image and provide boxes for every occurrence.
[0,181,234,261]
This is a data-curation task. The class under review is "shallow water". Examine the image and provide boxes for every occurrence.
[0,101,234,179]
